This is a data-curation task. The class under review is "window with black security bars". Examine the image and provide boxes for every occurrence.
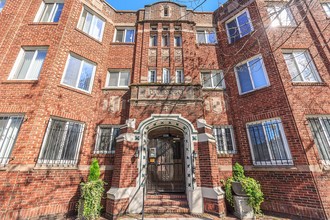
[95,126,120,154]
[308,117,330,165]
[213,126,236,154]
[247,119,293,166]
[38,118,84,165]
[0,116,23,166]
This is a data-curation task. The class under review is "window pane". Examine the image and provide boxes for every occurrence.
[119,72,129,86]
[208,31,217,44]
[248,124,271,163]
[91,16,104,40]
[214,128,225,152]
[82,11,93,34]
[197,31,206,43]
[53,3,64,22]
[267,7,281,27]
[249,58,268,89]
[264,121,288,161]
[108,72,119,86]
[227,20,240,43]
[163,69,170,83]
[294,51,317,82]
[309,118,330,162]
[125,30,135,43]
[225,128,234,152]
[212,72,222,88]
[0,116,23,165]
[28,49,47,79]
[97,128,112,152]
[202,73,212,87]
[237,12,252,37]
[237,63,253,93]
[63,55,81,87]
[283,53,303,82]
[40,4,53,22]
[322,3,330,17]
[61,123,82,161]
[116,30,124,42]
[149,71,156,83]
[78,61,94,91]
[16,51,34,79]
[111,128,120,151]
[175,36,182,46]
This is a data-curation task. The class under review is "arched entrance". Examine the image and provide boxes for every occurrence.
[146,127,185,194]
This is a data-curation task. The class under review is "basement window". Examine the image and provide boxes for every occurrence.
[38,118,84,166]
[247,118,293,166]
[0,0,6,12]
[61,54,96,93]
[283,50,321,83]
[77,7,105,41]
[95,126,120,154]
[0,115,24,166]
[308,116,330,165]
[9,47,48,80]
[114,28,135,43]
[226,9,254,43]
[235,55,269,94]
[106,70,130,88]
[213,126,236,154]
[34,1,64,22]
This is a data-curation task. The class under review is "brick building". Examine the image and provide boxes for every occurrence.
[0,0,329,219]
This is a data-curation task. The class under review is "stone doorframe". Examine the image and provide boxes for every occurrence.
[128,114,202,213]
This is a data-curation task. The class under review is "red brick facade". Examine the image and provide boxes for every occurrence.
[0,0,329,219]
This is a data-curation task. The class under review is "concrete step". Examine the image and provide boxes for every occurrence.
[146,194,187,200]
[144,205,190,214]
[145,198,188,207]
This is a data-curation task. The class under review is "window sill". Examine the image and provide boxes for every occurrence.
[1,80,38,84]
[58,84,93,96]
[239,85,271,97]
[102,87,129,91]
[270,25,297,29]
[202,87,225,91]
[28,22,59,26]
[244,164,296,172]
[75,28,103,45]
[196,43,218,46]
[34,164,78,170]
[217,153,235,158]
[0,166,7,171]
[111,42,135,46]
[291,82,327,86]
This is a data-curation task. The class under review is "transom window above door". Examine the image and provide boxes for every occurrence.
[106,70,130,88]
[77,7,105,41]
[34,1,64,23]
[226,9,254,43]
[114,28,135,43]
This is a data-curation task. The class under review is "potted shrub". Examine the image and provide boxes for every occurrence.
[223,163,264,217]
[78,158,106,220]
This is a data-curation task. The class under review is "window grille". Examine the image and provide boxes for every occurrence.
[95,126,120,153]
[214,126,236,154]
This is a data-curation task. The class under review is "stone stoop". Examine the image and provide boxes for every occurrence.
[144,194,190,214]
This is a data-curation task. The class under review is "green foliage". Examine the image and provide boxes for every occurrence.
[223,162,264,214]
[88,158,101,182]
[78,159,105,220]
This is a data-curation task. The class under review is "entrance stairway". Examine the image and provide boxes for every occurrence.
[144,193,190,214]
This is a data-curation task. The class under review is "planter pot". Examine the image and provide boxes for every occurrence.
[232,182,247,196]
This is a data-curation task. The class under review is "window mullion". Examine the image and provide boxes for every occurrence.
[236,17,242,37]
[118,72,121,87]
[123,29,127,42]
[110,127,114,152]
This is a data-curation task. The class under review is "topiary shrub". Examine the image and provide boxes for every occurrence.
[223,162,264,214]
[78,158,105,220]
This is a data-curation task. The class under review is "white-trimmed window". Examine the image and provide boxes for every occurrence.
[114,28,135,43]
[0,0,6,12]
[247,118,293,166]
[201,71,225,89]
[62,54,96,93]
[162,68,170,83]
[267,3,296,27]
[77,7,105,41]
[322,3,330,17]
[308,116,330,165]
[106,70,130,88]
[9,47,48,80]
[196,29,217,44]
[95,126,120,154]
[213,126,236,154]
[162,35,169,47]
[235,55,269,94]
[34,1,64,22]
[38,118,84,165]
[150,35,158,47]
[148,70,157,83]
[283,50,321,83]
[174,35,182,47]
[175,70,184,83]
[0,115,24,166]
[226,9,254,43]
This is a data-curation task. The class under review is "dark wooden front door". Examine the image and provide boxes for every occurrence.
[147,137,185,193]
